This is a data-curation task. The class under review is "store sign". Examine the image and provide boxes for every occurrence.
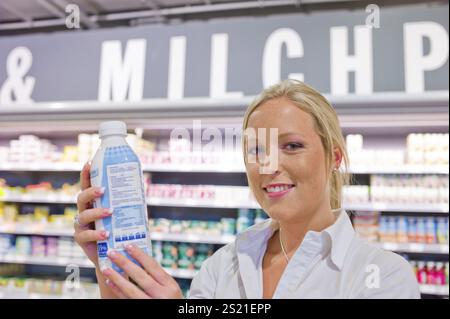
[0,2,448,105]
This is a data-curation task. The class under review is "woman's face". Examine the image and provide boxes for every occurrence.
[245,97,332,223]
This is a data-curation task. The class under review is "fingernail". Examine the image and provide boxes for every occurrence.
[97,187,105,195]
[103,208,113,215]
[125,244,135,253]
[102,231,110,239]
[107,249,117,258]
[102,268,112,276]
[105,279,111,285]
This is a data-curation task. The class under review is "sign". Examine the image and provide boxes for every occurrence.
[0,2,448,105]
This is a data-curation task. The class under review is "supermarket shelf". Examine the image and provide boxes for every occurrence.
[0,226,236,245]
[348,165,449,175]
[148,198,450,213]
[374,242,449,254]
[0,162,83,172]
[0,193,77,204]
[1,225,447,254]
[419,284,449,296]
[1,193,448,213]
[0,162,448,175]
[345,203,449,213]
[0,162,245,173]
[0,193,259,209]
[0,254,94,268]
[0,255,198,279]
[144,164,245,173]
[150,232,235,245]
[147,197,259,209]
[0,226,74,237]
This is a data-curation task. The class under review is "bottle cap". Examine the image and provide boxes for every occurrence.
[99,121,127,138]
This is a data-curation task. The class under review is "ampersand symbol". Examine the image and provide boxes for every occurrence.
[0,46,35,104]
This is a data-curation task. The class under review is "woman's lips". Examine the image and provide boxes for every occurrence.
[263,184,295,199]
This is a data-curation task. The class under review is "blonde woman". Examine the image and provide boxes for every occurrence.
[74,80,420,299]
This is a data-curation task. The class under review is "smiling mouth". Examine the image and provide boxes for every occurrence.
[263,184,295,194]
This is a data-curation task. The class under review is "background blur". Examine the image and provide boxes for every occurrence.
[0,0,448,299]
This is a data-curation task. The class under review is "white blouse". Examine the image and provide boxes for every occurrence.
[188,209,420,299]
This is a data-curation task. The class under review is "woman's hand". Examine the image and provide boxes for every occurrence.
[74,162,112,266]
[102,244,184,299]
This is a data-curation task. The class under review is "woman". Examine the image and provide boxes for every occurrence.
[74,80,420,299]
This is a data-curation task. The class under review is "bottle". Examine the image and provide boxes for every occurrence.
[435,262,445,286]
[416,261,427,284]
[396,216,408,243]
[425,217,436,244]
[90,121,152,273]
[426,262,436,285]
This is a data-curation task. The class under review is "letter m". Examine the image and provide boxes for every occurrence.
[98,39,146,102]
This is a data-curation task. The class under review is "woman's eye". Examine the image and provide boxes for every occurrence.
[283,142,304,151]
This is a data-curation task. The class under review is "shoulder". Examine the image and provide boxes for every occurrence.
[345,238,420,299]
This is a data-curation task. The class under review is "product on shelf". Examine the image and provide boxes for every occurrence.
[6,135,59,164]
[152,241,215,271]
[354,213,449,245]
[351,212,379,242]
[370,175,449,205]
[343,186,370,204]
[149,209,268,237]
[0,276,99,299]
[407,133,449,166]
[409,260,449,287]
[145,182,257,206]
[343,175,449,205]
[0,180,80,200]
[0,204,77,233]
[0,132,155,167]
[0,234,86,261]
[346,133,449,167]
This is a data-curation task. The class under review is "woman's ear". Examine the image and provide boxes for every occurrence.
[332,147,343,170]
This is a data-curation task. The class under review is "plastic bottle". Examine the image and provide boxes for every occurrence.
[416,261,427,284]
[407,217,417,243]
[396,216,408,243]
[426,262,436,285]
[435,262,446,286]
[416,218,426,244]
[90,121,152,272]
[425,217,437,244]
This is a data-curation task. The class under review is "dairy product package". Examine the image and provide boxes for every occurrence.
[90,121,152,272]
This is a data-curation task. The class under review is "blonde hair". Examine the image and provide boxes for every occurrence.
[242,79,350,210]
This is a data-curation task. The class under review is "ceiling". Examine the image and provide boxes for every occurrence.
[0,0,366,32]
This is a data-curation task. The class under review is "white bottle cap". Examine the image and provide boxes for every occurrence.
[99,121,127,138]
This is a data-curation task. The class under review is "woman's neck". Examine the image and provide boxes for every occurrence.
[276,202,337,258]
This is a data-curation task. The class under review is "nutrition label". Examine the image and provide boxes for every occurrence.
[107,162,144,207]
[106,162,148,249]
